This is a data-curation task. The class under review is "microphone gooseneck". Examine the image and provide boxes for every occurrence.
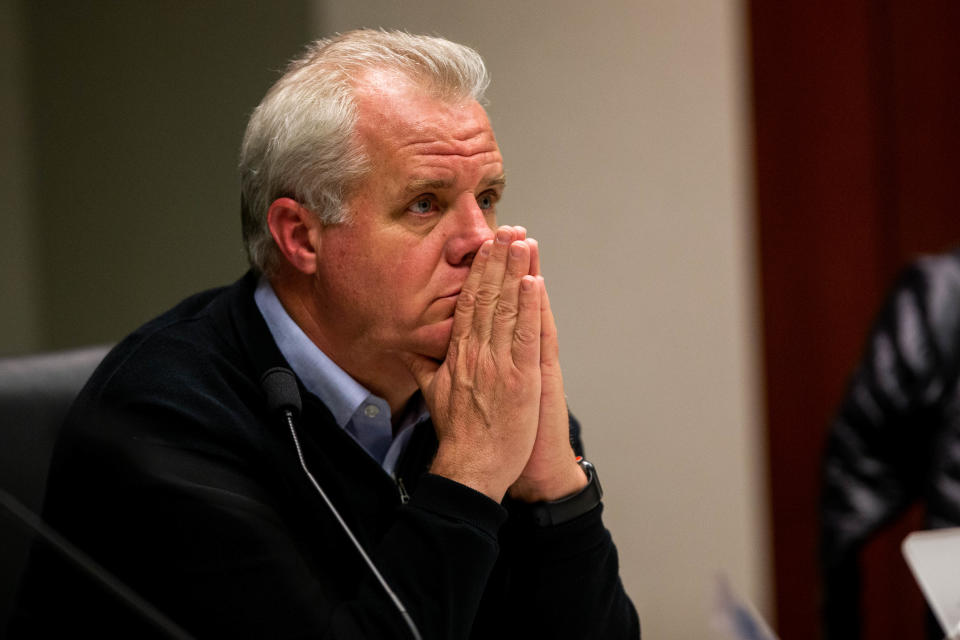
[259,368,422,640]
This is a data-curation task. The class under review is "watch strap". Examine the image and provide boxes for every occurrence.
[526,458,604,527]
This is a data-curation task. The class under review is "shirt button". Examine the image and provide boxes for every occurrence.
[364,404,380,418]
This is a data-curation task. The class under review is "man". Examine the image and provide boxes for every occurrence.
[12,30,639,638]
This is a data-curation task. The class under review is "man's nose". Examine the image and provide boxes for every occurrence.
[444,196,495,266]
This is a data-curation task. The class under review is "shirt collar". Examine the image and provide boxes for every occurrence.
[253,277,370,429]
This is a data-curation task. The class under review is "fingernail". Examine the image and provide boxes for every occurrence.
[496,228,511,244]
[480,241,491,256]
[521,276,534,290]
[509,242,524,257]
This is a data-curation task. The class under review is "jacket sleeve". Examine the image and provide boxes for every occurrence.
[820,252,960,639]
[492,413,641,640]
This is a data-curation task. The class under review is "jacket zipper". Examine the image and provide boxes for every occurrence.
[396,476,410,504]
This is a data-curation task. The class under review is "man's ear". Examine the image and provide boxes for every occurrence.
[267,198,320,275]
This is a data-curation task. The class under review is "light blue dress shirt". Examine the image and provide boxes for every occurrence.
[254,278,427,476]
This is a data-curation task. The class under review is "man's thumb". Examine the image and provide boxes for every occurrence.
[399,352,439,391]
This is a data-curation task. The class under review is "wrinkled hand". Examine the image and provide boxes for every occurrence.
[508,237,587,503]
[403,227,542,502]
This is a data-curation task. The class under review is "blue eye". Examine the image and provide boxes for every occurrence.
[477,192,496,210]
[408,197,435,215]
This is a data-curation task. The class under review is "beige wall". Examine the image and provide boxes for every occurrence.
[318,2,770,636]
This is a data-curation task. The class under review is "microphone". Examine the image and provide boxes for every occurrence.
[259,368,422,640]
[260,367,301,417]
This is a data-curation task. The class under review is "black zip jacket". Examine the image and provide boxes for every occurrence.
[10,271,640,639]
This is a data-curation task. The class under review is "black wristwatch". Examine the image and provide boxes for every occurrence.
[527,457,604,526]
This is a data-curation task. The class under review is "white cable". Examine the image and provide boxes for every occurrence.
[285,412,422,640]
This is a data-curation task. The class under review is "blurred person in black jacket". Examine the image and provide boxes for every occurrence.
[821,249,960,639]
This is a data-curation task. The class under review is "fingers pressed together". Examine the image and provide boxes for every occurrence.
[421,225,549,501]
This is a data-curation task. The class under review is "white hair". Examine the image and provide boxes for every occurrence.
[239,29,490,275]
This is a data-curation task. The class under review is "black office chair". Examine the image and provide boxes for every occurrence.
[0,345,110,630]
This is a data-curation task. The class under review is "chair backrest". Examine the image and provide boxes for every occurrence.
[0,345,110,629]
[0,345,110,508]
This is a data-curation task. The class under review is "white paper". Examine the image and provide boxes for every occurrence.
[902,528,960,638]
[712,574,779,640]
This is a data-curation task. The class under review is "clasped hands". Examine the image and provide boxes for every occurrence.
[404,226,588,504]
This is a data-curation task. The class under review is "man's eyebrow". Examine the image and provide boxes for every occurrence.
[403,173,507,194]
[482,173,507,189]
[404,178,452,193]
